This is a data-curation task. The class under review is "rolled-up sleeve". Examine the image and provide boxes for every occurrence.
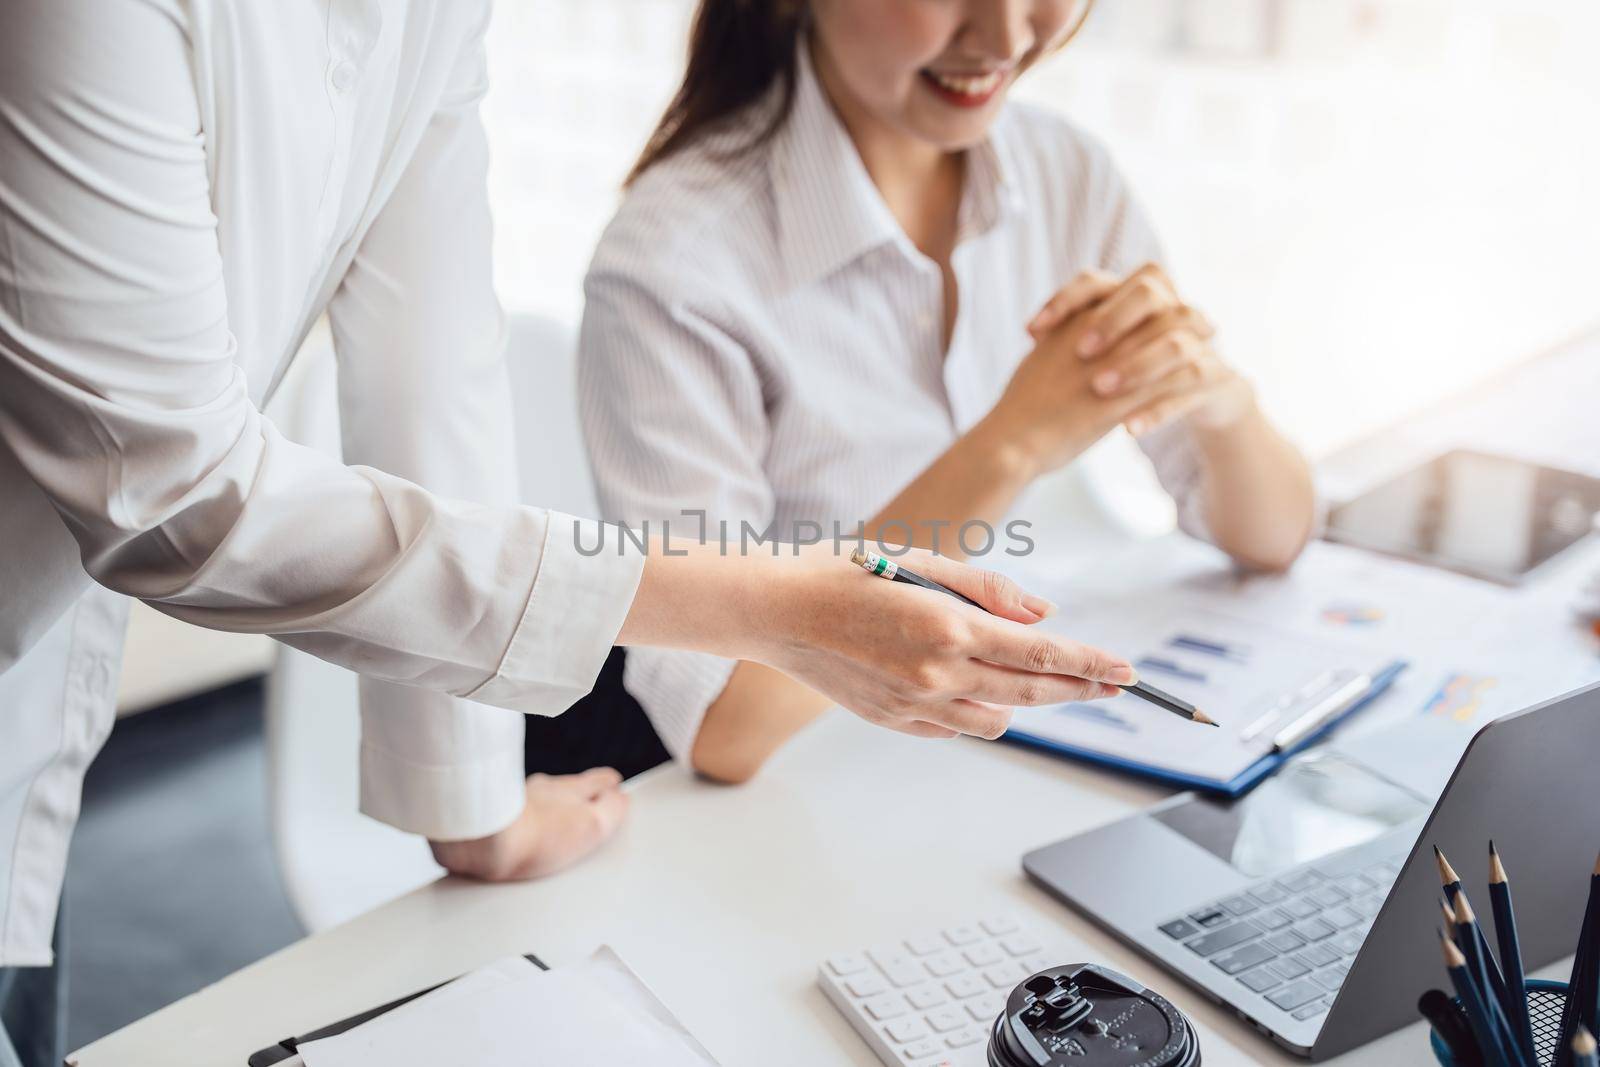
[0,0,641,739]
[578,268,772,760]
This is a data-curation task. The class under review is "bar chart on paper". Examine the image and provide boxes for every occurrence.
[1007,603,1402,792]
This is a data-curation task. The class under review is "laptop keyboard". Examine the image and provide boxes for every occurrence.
[1156,857,1401,1022]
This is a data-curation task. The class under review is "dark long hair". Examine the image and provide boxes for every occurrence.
[627,0,1098,186]
[626,0,807,185]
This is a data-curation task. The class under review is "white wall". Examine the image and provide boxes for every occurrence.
[482,0,1600,456]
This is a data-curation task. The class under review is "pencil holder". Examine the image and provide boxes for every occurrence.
[1429,979,1570,1067]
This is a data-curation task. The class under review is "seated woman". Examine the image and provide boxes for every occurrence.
[575,0,1317,783]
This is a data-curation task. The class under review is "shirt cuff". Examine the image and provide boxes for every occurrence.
[358,680,527,841]
[467,512,645,714]
[622,647,739,762]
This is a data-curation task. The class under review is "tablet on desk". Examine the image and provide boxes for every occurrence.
[1324,449,1600,585]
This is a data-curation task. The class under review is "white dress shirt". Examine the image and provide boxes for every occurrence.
[579,43,1208,761]
[0,0,642,965]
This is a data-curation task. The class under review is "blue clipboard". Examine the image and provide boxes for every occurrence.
[1000,660,1408,798]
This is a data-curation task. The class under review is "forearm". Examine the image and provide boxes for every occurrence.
[1191,402,1316,572]
[689,661,834,783]
[867,415,1041,555]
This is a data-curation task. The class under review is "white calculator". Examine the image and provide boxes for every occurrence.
[817,916,1063,1066]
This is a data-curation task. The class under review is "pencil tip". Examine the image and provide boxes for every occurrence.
[1454,891,1475,924]
[1574,1027,1598,1055]
[1489,847,1507,884]
[1434,846,1460,885]
[1440,933,1466,967]
[1192,708,1216,726]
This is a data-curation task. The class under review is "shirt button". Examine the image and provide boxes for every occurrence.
[330,62,358,92]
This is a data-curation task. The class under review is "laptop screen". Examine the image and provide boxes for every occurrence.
[1152,752,1429,878]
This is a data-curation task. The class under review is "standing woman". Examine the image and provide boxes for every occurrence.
[0,3,1133,1063]
[578,0,1317,782]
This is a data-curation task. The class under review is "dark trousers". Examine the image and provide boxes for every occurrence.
[523,648,671,781]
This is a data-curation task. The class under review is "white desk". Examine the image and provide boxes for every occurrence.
[72,707,1462,1067]
[69,329,1599,1067]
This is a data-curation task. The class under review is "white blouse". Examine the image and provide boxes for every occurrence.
[0,0,641,964]
[579,43,1206,760]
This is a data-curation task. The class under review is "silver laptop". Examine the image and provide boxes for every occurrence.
[1023,681,1600,1060]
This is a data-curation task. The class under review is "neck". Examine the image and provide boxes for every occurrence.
[810,38,965,256]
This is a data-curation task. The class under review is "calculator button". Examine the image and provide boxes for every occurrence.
[906,985,948,1010]
[1159,918,1199,940]
[999,933,1041,956]
[905,933,946,957]
[924,953,964,977]
[901,1038,941,1060]
[972,991,1007,1018]
[846,975,887,998]
[926,1007,966,1033]
[1292,919,1336,943]
[981,916,1020,937]
[964,943,1003,967]
[945,1027,984,1048]
[945,974,985,999]
[827,953,869,977]
[1189,907,1229,928]
[944,924,982,946]
[885,1017,930,1043]
[1278,871,1320,892]
[871,945,917,971]
[864,995,908,1020]
[983,965,1016,989]
[1324,906,1362,930]
[884,962,927,989]
[1312,969,1346,992]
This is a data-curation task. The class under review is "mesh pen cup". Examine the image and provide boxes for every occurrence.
[1429,979,1571,1067]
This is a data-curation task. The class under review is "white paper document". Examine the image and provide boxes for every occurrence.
[298,948,719,1067]
[1010,537,1600,787]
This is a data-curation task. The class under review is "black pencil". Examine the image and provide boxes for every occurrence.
[847,549,1217,726]
[1455,891,1531,1067]
[1444,931,1513,1067]
[1120,678,1218,727]
[1574,1026,1598,1067]
[1489,842,1537,1063]
[1438,847,1511,1010]
[849,548,981,607]
[1556,853,1600,1067]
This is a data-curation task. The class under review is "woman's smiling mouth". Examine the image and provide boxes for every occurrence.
[918,66,1009,108]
